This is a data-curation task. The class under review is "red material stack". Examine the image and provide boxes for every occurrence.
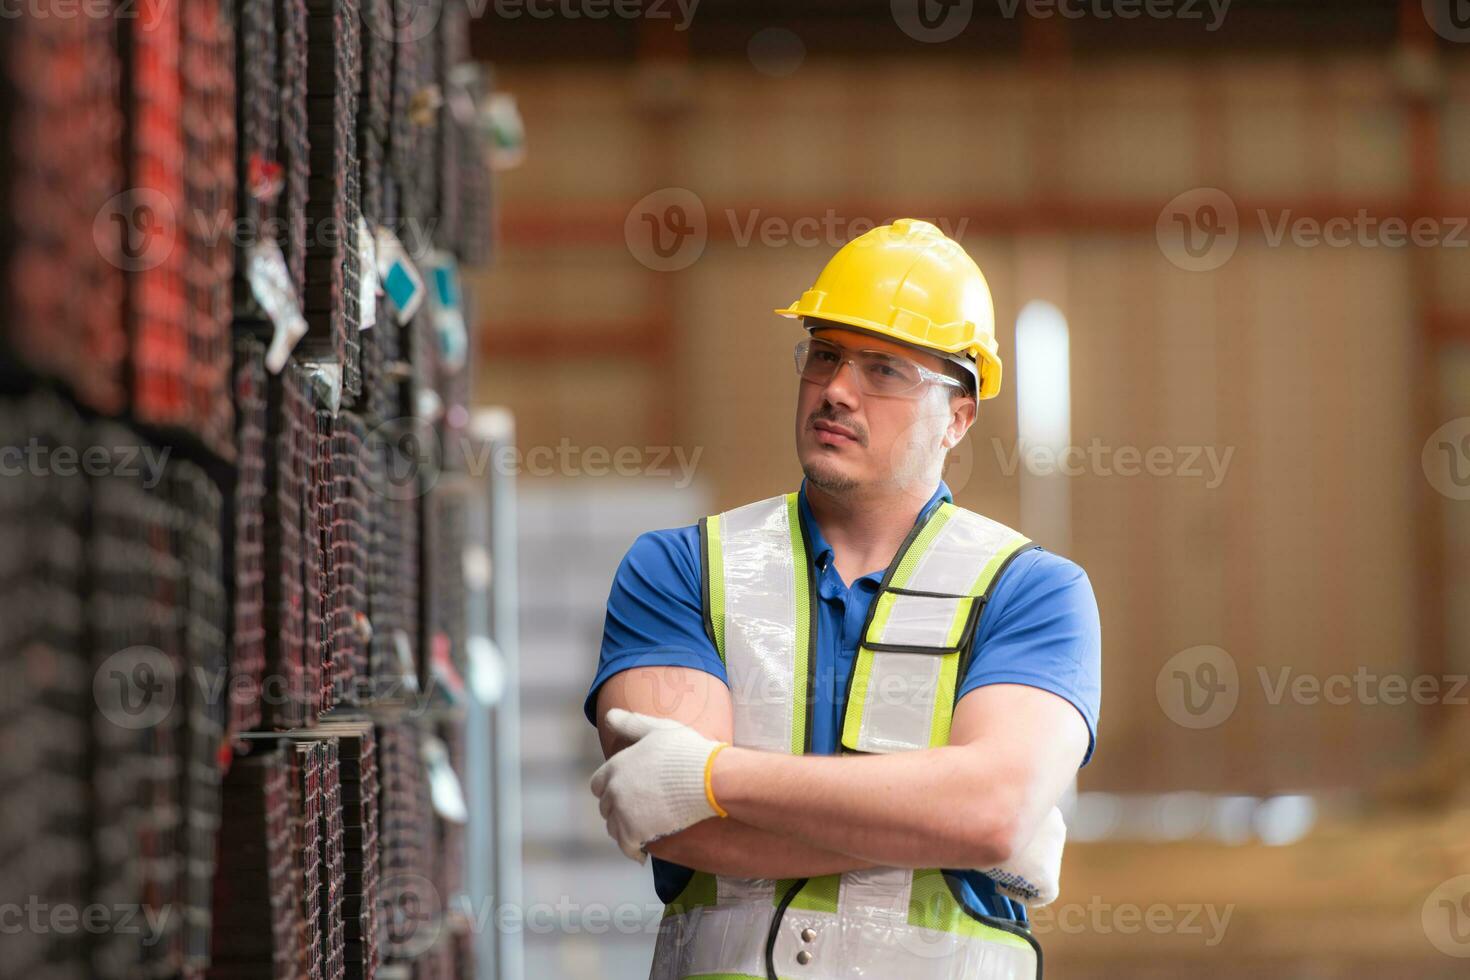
[126,2,236,458]
[0,14,126,414]
[181,0,238,456]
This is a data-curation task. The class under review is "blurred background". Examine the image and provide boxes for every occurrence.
[1,1,1468,979]
[475,1,1470,977]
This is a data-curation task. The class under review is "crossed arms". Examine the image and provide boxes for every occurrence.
[593,664,1089,879]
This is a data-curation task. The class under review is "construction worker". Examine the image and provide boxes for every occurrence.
[587,219,1101,980]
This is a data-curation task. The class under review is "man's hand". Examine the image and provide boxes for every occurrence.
[980,804,1066,906]
[589,708,728,863]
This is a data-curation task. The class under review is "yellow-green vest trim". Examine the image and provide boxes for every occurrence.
[651,493,1041,980]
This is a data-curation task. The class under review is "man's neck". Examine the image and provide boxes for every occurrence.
[805,479,939,584]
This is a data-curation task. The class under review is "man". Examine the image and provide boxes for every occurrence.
[586,219,1101,979]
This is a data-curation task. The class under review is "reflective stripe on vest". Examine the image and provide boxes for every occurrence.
[654,494,1041,980]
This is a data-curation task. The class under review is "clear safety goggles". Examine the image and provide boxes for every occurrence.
[793,337,967,399]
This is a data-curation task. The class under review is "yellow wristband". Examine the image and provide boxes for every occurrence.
[704,742,730,818]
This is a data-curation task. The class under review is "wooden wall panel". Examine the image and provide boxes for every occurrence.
[476,55,1451,795]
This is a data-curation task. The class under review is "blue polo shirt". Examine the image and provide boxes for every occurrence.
[584,479,1101,924]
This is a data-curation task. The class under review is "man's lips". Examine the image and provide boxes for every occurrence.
[812,419,861,445]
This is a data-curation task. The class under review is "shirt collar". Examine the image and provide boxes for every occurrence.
[797,478,954,573]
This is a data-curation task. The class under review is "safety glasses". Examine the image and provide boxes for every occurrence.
[793,337,967,399]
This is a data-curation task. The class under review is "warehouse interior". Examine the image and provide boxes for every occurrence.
[2,0,1469,978]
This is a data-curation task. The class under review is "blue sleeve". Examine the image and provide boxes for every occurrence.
[582,525,730,727]
[960,548,1102,767]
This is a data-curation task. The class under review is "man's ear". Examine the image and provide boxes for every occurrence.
[944,393,977,449]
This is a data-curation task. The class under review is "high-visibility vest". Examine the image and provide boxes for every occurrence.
[648,493,1043,980]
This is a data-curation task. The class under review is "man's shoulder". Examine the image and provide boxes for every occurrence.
[612,523,704,593]
[987,546,1098,626]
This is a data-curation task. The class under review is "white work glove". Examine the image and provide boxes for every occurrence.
[979,805,1067,907]
[589,708,728,864]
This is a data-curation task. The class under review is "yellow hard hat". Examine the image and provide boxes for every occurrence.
[774,218,1001,399]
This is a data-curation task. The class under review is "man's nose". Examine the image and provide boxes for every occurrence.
[820,359,862,408]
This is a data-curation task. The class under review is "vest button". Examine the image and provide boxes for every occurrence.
[801,927,817,942]
[796,950,813,965]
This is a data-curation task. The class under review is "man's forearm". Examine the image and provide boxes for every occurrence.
[709,744,1017,869]
[647,817,882,879]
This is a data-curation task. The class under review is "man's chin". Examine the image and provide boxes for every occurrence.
[800,457,861,494]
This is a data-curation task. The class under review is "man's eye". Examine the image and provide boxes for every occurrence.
[811,349,840,364]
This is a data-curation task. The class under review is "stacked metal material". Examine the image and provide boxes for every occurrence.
[289,738,327,980]
[263,362,315,730]
[321,738,348,980]
[312,722,381,980]
[364,448,420,694]
[208,747,299,980]
[376,724,435,964]
[426,484,468,687]
[303,0,363,399]
[357,294,401,432]
[435,722,467,905]
[277,0,311,302]
[0,14,126,415]
[358,0,392,227]
[330,412,372,701]
[449,109,494,267]
[432,0,467,258]
[181,0,238,457]
[311,408,336,715]
[0,395,90,980]
[126,2,235,458]
[172,461,230,972]
[89,422,187,979]
[384,0,442,239]
[229,338,270,738]
[233,0,281,323]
